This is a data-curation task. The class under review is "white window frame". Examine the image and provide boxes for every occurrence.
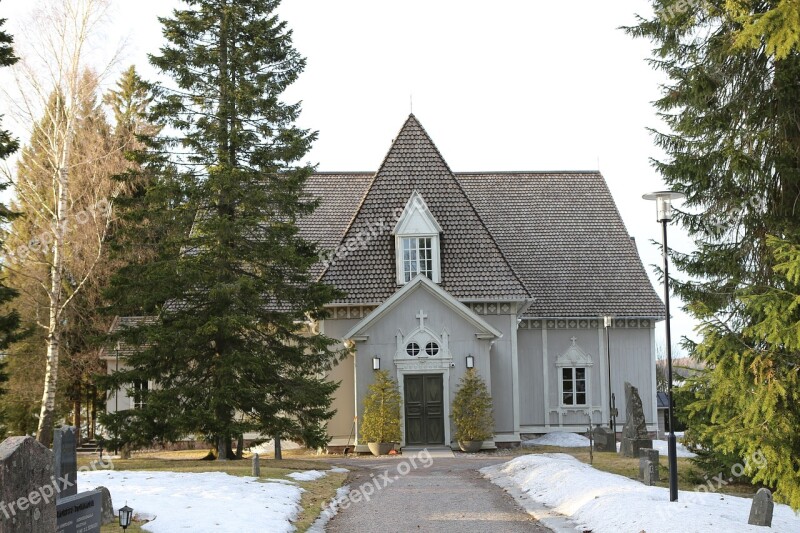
[398,235,439,284]
[560,366,589,407]
[133,380,149,409]
[393,191,442,285]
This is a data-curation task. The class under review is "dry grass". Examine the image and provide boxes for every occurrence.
[82,449,347,532]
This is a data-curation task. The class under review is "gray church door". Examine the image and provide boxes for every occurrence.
[404,374,444,445]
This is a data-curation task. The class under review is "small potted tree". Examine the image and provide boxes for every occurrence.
[360,370,402,456]
[452,368,493,452]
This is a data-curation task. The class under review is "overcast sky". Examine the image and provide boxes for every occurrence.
[1,0,697,351]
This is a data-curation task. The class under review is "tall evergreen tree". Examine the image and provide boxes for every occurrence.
[102,0,343,459]
[0,9,23,417]
[628,1,800,507]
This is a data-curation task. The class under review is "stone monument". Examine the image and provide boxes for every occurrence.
[52,427,103,533]
[639,448,659,485]
[592,425,614,452]
[252,453,260,476]
[748,488,774,527]
[619,382,652,457]
[0,436,57,532]
[53,427,78,500]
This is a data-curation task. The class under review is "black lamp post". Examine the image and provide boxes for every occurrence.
[119,503,133,530]
[643,190,684,503]
[603,316,617,440]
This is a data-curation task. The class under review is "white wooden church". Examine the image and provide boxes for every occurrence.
[106,115,665,450]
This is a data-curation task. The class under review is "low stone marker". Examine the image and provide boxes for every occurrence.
[593,425,614,452]
[0,436,57,532]
[53,427,78,500]
[95,486,114,525]
[638,448,659,486]
[252,453,260,476]
[619,382,653,458]
[748,488,774,527]
[56,489,102,533]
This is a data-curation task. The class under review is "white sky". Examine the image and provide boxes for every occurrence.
[0,0,697,352]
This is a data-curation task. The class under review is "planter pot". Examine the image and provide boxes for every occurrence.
[367,442,394,456]
[458,440,483,453]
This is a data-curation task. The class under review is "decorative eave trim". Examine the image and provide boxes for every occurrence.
[343,275,503,341]
[518,317,655,330]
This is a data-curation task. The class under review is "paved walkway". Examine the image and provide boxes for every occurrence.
[324,452,552,532]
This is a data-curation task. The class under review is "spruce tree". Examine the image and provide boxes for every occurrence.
[0,11,23,412]
[360,371,402,444]
[627,1,800,507]
[102,0,343,458]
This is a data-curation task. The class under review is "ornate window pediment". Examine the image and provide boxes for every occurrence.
[556,337,593,368]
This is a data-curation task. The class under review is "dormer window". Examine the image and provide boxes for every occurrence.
[394,191,441,284]
[402,237,433,282]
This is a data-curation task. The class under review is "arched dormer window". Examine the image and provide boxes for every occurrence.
[556,337,593,407]
[393,191,442,284]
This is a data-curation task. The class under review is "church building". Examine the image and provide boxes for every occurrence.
[105,115,665,450]
[300,115,664,449]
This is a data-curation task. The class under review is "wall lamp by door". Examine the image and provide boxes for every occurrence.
[466,355,475,369]
[372,356,381,371]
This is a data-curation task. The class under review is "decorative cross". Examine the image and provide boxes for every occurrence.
[570,336,578,346]
[416,309,428,329]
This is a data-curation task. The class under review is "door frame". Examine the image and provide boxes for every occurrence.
[397,368,450,448]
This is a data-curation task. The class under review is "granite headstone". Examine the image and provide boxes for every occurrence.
[95,486,114,525]
[0,436,57,532]
[252,453,260,477]
[53,427,78,500]
[639,448,660,485]
[748,488,774,527]
[619,382,652,457]
[56,489,101,533]
[593,425,614,452]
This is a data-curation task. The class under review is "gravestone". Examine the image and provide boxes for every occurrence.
[95,486,114,525]
[748,488,774,527]
[593,425,614,452]
[56,489,102,533]
[619,382,652,457]
[0,436,57,532]
[639,448,659,485]
[252,453,260,477]
[53,427,78,500]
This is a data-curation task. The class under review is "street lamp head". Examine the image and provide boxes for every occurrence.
[642,191,685,222]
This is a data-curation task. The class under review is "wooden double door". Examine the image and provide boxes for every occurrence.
[404,374,445,446]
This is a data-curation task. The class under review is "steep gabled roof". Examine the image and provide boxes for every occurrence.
[457,172,664,318]
[317,115,530,303]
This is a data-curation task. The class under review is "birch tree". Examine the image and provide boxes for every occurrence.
[2,0,120,446]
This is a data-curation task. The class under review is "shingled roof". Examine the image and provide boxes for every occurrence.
[299,115,665,318]
[316,115,530,302]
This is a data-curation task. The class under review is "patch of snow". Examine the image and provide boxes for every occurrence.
[651,438,697,458]
[482,454,800,533]
[307,485,350,533]
[522,432,590,448]
[287,470,328,481]
[329,466,349,473]
[80,470,302,533]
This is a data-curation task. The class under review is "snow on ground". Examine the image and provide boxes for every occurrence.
[80,470,303,533]
[650,438,697,458]
[522,432,591,448]
[287,469,328,481]
[482,454,800,533]
[329,467,349,473]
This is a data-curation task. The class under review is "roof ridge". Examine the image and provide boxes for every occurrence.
[319,114,530,300]
[405,116,530,298]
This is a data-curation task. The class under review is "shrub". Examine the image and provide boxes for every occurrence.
[360,370,401,443]
[451,368,493,442]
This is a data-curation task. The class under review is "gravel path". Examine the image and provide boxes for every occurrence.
[324,452,552,532]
